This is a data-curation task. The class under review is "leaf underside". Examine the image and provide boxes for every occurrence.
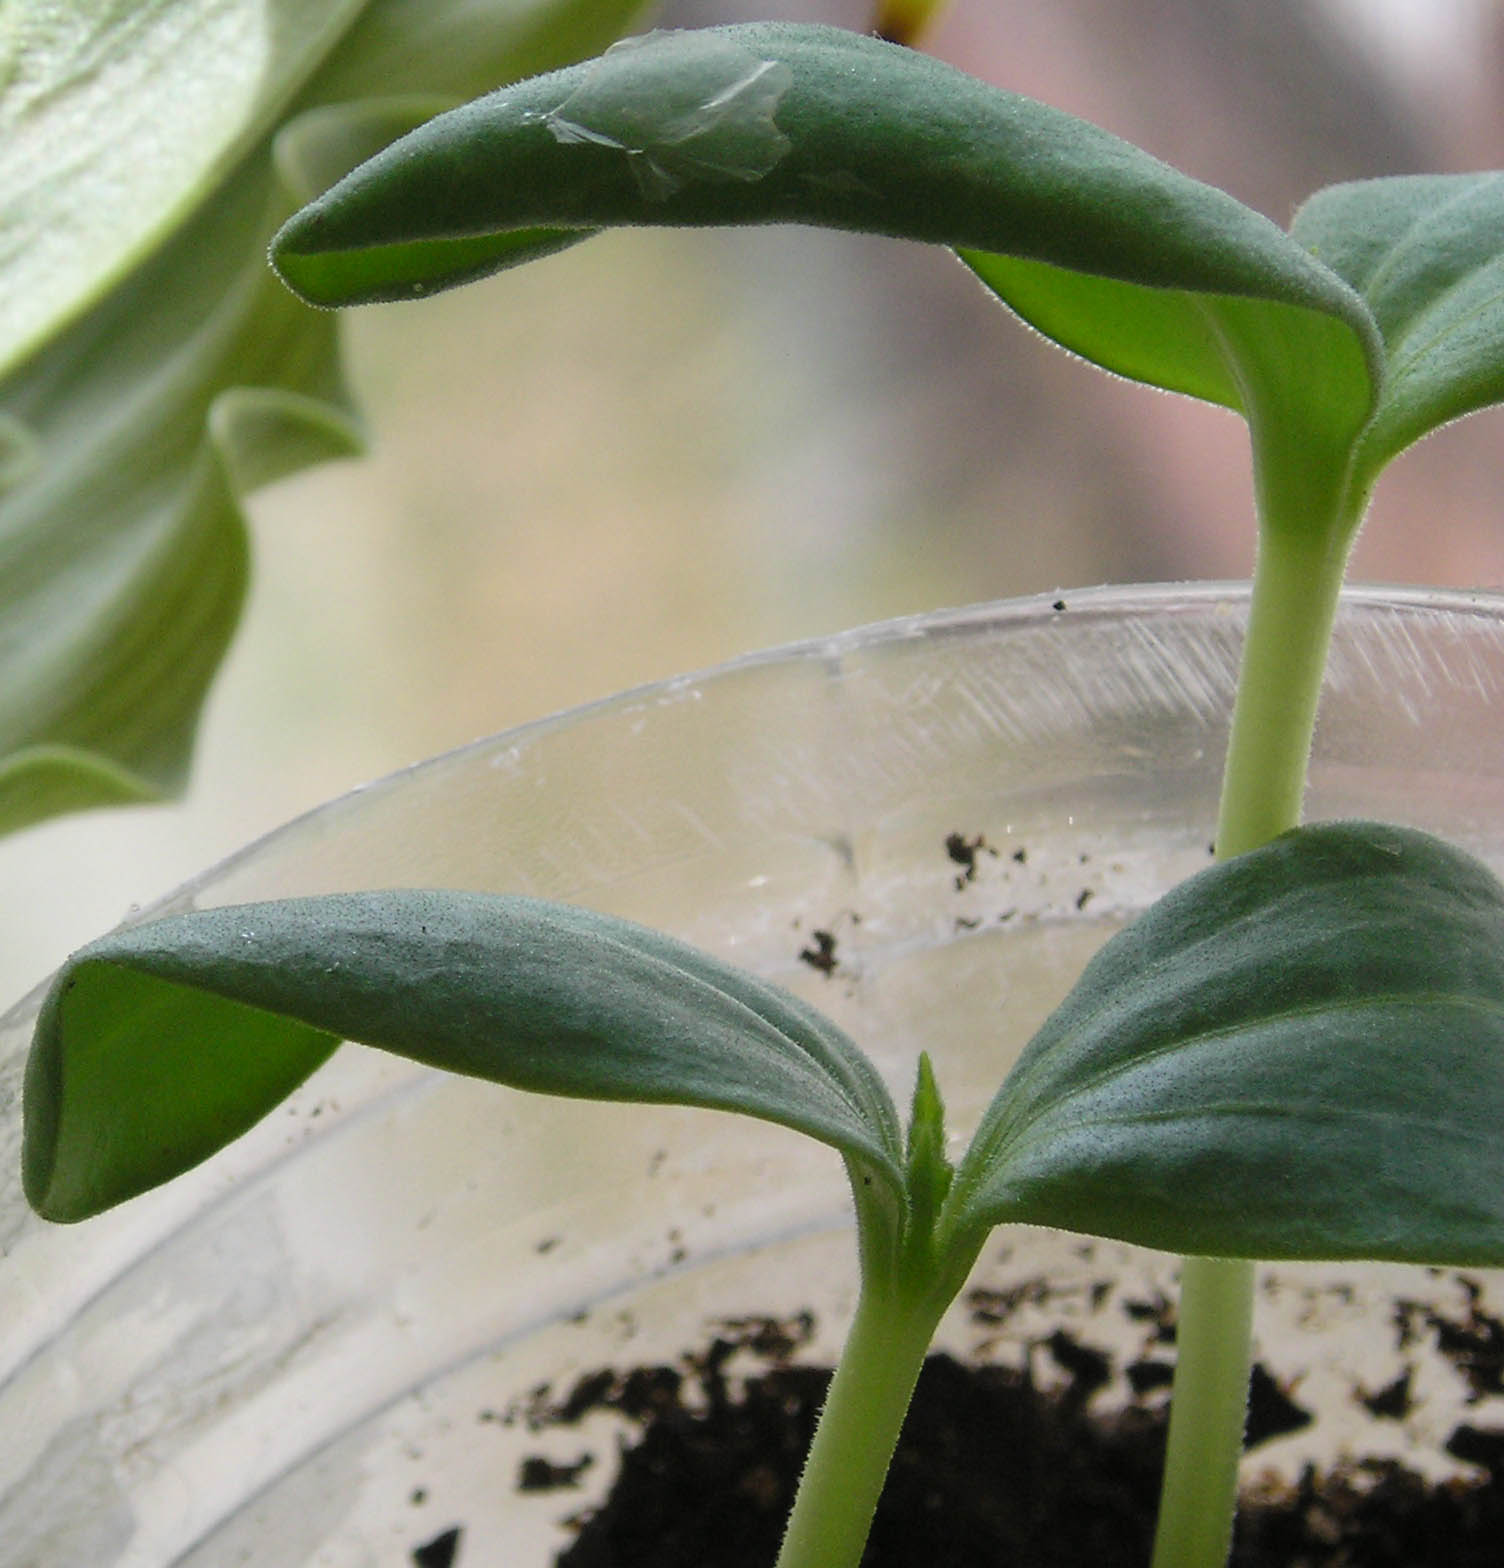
[953,821,1504,1268]
[23,892,903,1222]
[1291,172,1504,483]
[0,0,644,836]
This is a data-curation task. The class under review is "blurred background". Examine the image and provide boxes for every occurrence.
[2,0,1502,999]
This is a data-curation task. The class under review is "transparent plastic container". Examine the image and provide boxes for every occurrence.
[3,582,1504,1566]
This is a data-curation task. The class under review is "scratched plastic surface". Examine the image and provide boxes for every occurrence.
[3,583,1504,1565]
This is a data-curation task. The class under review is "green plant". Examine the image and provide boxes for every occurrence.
[19,22,1504,1568]
[0,0,642,836]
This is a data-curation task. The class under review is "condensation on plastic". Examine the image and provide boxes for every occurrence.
[2,583,1504,1565]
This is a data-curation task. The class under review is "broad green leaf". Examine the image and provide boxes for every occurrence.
[1291,173,1504,486]
[946,821,1504,1266]
[270,22,1383,540]
[24,892,903,1223]
[0,0,643,834]
[0,158,352,833]
[2,0,644,380]
[1,0,366,381]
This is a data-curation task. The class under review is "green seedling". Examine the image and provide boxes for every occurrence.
[22,22,1504,1568]
[26,825,1504,1568]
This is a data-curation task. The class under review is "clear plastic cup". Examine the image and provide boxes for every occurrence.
[3,583,1502,1565]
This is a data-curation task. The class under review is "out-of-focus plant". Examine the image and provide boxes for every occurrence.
[0,0,643,838]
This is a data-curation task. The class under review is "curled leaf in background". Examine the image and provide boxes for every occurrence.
[0,0,643,837]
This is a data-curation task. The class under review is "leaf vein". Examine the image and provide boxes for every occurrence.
[1359,172,1504,306]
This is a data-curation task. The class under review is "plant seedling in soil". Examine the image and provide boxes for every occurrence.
[21,22,1504,1568]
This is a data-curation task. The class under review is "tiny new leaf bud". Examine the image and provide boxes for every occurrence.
[904,1052,954,1240]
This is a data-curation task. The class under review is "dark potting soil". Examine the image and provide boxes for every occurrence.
[483,1307,1504,1568]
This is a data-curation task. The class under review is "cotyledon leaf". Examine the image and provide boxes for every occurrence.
[1291,173,1504,487]
[23,891,904,1224]
[943,821,1504,1267]
[270,23,1371,321]
[0,0,644,835]
[270,22,1383,539]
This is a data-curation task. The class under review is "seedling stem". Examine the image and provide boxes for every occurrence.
[774,1280,950,1568]
[1153,497,1363,1563]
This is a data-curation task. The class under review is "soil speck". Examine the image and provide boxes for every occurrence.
[945,831,996,889]
[1244,1362,1313,1447]
[1360,1368,1415,1421]
[519,1454,594,1492]
[411,1525,462,1568]
[797,929,838,976]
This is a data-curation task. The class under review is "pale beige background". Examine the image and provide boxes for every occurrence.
[2,0,1502,997]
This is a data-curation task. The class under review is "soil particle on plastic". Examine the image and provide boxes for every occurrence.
[1121,1290,1177,1344]
[411,1525,463,1567]
[1422,1277,1504,1400]
[796,929,838,976]
[945,831,996,889]
[1243,1362,1313,1447]
[1125,1357,1176,1396]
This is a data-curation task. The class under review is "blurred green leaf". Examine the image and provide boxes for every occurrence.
[24,892,904,1223]
[948,821,1504,1267]
[1,0,365,380]
[0,0,643,834]
[0,159,350,834]
[1291,173,1504,487]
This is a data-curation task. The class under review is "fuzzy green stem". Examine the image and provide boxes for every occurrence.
[1149,1256,1257,1568]
[774,1283,945,1568]
[1214,527,1352,859]
[1152,522,1355,1568]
